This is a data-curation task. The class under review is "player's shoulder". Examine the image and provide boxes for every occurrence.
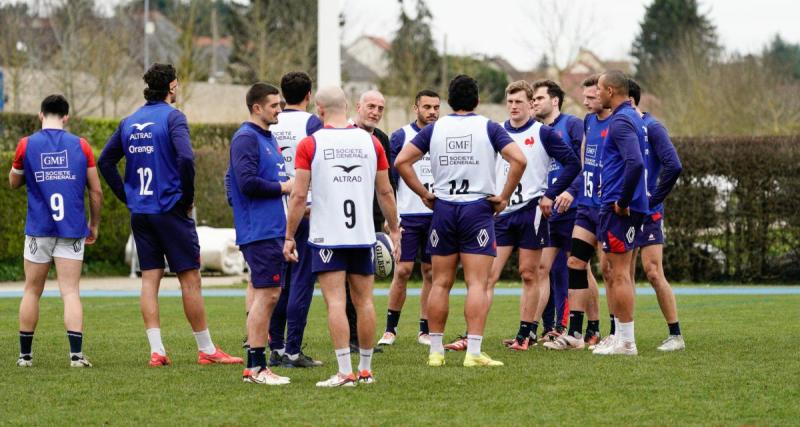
[562,113,582,125]
[390,126,407,141]
[642,112,663,128]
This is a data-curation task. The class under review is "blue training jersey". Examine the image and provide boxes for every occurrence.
[579,113,610,208]
[600,101,648,213]
[17,129,91,238]
[547,113,583,221]
[228,122,289,245]
[119,102,184,214]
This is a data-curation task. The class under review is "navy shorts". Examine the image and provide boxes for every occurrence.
[495,200,548,250]
[131,207,200,273]
[241,238,286,288]
[311,246,375,275]
[547,215,575,251]
[599,207,644,254]
[427,199,496,257]
[574,205,601,237]
[400,215,432,263]
[288,217,316,289]
[635,212,665,248]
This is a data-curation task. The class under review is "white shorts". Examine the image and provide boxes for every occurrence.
[24,236,86,263]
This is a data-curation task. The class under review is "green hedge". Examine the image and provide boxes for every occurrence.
[0,112,238,151]
[664,136,800,282]
[1,113,799,282]
[0,113,238,281]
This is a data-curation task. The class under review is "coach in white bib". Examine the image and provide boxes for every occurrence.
[284,86,401,388]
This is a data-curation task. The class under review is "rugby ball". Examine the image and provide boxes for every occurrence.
[374,232,395,279]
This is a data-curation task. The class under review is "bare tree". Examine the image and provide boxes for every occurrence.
[647,42,800,136]
[524,0,600,77]
[0,4,34,112]
[45,0,105,116]
[174,0,202,109]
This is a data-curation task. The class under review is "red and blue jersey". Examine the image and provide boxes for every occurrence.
[99,101,194,214]
[641,113,682,215]
[547,113,583,221]
[12,129,94,238]
[600,101,648,213]
[578,113,611,208]
[228,122,289,245]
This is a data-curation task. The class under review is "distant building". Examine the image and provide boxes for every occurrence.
[342,35,390,97]
[194,36,233,83]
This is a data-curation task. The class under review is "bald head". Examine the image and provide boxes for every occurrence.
[597,70,632,110]
[355,89,385,132]
[315,85,347,113]
[359,90,385,105]
[600,70,629,96]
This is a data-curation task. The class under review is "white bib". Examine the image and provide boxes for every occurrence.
[308,128,377,248]
[428,114,497,203]
[272,110,316,204]
[496,120,552,214]
[396,123,434,216]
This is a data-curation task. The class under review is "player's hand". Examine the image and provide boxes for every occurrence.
[421,191,436,210]
[487,195,508,215]
[389,228,402,262]
[85,223,99,245]
[554,191,574,213]
[186,203,195,219]
[303,206,311,218]
[280,178,294,195]
[539,196,554,218]
[613,201,630,217]
[283,238,298,262]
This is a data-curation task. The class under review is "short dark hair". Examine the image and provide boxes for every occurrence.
[280,71,312,105]
[582,74,600,88]
[601,70,629,97]
[40,94,69,117]
[143,63,177,102]
[447,75,479,111]
[246,83,280,113]
[532,79,565,109]
[415,89,440,105]
[628,78,642,105]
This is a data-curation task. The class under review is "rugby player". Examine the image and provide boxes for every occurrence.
[489,80,579,351]
[378,89,440,347]
[545,75,611,351]
[395,75,527,367]
[591,70,648,356]
[284,86,401,387]
[628,79,685,351]
[265,71,324,368]
[531,80,585,342]
[98,63,242,366]
[10,95,102,368]
[228,83,292,385]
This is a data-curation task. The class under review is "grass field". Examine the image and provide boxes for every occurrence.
[1,289,798,426]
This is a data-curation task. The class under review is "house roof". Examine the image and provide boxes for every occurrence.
[364,35,391,51]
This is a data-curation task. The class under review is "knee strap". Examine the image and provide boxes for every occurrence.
[571,238,595,263]
[568,267,589,290]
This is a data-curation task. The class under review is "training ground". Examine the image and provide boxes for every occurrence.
[0,281,797,426]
